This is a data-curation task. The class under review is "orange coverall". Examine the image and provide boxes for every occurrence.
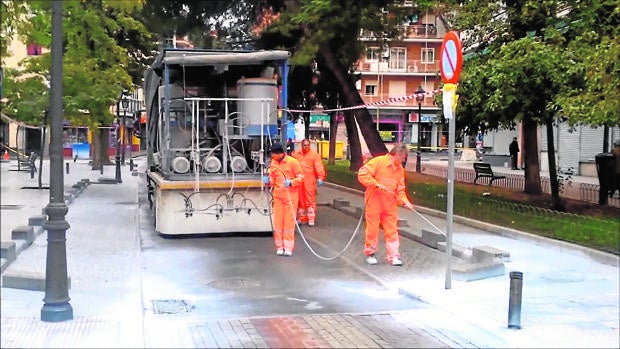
[267,156,304,252]
[357,154,412,262]
[291,148,326,224]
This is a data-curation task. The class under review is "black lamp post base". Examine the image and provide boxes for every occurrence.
[41,302,73,322]
[415,152,422,173]
[115,156,122,183]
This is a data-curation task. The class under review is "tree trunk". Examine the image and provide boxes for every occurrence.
[343,110,362,170]
[522,115,542,194]
[328,112,337,165]
[318,46,386,171]
[38,125,46,189]
[546,119,564,210]
[91,127,111,170]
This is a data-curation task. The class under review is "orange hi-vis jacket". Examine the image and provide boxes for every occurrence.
[267,155,304,198]
[267,155,304,252]
[291,148,326,211]
[357,154,410,206]
[357,154,412,261]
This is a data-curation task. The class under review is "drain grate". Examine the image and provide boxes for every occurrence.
[151,299,194,314]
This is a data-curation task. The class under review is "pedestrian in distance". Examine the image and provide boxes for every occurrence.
[286,138,295,155]
[357,144,414,266]
[509,137,520,170]
[291,138,326,226]
[263,142,304,256]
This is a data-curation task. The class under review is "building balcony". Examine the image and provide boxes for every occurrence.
[359,24,441,42]
[356,59,439,75]
[360,93,435,109]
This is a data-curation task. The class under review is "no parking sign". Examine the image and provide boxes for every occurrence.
[439,31,463,84]
[440,31,462,120]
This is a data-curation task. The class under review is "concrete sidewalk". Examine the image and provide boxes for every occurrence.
[1,156,618,348]
[312,183,619,348]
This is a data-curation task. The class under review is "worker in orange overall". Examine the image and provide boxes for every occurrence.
[291,138,326,226]
[263,142,304,256]
[357,144,414,266]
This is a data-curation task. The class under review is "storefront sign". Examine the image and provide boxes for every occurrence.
[310,113,330,128]
[408,113,436,123]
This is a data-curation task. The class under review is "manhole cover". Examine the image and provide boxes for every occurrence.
[208,278,261,290]
[0,204,23,210]
[151,299,194,314]
[539,271,584,283]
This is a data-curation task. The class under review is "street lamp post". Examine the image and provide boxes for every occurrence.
[415,85,425,173]
[115,91,128,183]
[120,95,129,165]
[41,0,73,322]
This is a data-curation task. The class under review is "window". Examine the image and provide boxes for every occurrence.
[27,43,43,56]
[421,48,434,63]
[366,47,380,61]
[389,47,406,70]
[365,84,377,96]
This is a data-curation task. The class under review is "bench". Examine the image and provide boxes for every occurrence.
[473,162,506,185]
[18,152,39,173]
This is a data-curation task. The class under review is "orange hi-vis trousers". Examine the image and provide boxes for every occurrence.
[357,154,411,263]
[268,155,304,252]
[272,193,298,252]
[291,149,325,223]
[363,191,400,260]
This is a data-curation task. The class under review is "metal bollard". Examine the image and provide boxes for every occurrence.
[508,271,523,329]
[66,162,69,174]
[100,165,104,175]
[129,159,134,171]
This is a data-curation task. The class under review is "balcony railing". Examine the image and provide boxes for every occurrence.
[357,59,439,74]
[359,24,440,41]
[360,93,435,108]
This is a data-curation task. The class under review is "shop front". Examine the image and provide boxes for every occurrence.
[371,111,405,144]
[406,111,441,151]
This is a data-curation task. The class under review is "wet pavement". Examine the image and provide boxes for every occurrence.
[1,156,618,348]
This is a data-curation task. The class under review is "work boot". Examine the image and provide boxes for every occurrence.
[307,207,315,226]
[297,208,307,224]
[391,257,402,266]
[366,254,378,265]
[283,250,292,257]
[276,249,284,256]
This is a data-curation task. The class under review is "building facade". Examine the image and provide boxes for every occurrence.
[354,5,446,151]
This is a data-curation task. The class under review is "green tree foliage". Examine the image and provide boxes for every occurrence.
[140,0,266,49]
[262,0,396,170]
[449,0,618,209]
[3,1,152,168]
[554,0,620,127]
[0,0,30,60]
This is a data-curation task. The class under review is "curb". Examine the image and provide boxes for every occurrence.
[0,178,92,282]
[324,182,619,267]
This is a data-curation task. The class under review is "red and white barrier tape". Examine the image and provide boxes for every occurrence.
[284,88,443,114]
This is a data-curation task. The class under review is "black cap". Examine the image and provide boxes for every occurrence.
[270,143,284,154]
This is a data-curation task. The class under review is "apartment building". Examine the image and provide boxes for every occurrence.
[354,5,446,151]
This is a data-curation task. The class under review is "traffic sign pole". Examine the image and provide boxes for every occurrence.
[439,32,463,290]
